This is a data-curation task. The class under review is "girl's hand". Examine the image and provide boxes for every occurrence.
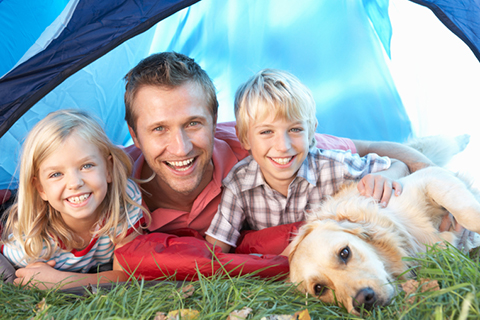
[357,173,402,207]
[14,260,59,289]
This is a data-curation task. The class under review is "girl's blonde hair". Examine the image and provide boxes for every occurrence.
[234,69,318,148]
[1,109,149,263]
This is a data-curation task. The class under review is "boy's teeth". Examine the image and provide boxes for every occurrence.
[68,194,89,204]
[166,158,194,170]
[271,157,292,165]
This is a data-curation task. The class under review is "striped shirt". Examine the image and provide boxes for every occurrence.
[2,179,143,273]
[205,148,391,246]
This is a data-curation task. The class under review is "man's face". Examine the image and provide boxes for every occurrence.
[129,82,216,196]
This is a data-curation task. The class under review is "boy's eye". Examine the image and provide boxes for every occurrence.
[260,130,273,135]
[82,164,94,170]
[290,127,303,133]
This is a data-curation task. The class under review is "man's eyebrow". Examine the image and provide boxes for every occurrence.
[187,115,208,121]
[147,121,166,129]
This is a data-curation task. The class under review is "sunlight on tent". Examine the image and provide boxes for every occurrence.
[389,0,480,188]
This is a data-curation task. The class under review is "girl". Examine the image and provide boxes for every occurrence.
[1,109,150,289]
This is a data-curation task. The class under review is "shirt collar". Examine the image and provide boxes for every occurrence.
[240,156,267,192]
[296,149,318,186]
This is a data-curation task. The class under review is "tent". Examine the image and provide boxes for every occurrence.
[0,0,479,192]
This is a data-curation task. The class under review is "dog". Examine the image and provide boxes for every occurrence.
[288,134,480,314]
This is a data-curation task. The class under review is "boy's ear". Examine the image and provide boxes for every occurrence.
[33,177,48,201]
[235,125,251,151]
[106,155,113,183]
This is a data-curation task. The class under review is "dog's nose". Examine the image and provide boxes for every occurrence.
[353,287,377,312]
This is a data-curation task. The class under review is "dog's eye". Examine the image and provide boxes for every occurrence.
[339,246,350,262]
[313,284,326,296]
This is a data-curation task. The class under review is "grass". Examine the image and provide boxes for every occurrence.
[1,244,479,320]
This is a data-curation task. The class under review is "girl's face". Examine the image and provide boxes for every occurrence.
[34,133,112,230]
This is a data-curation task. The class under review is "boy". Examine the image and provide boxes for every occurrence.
[205,69,408,253]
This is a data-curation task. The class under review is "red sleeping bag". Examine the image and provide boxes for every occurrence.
[115,222,304,280]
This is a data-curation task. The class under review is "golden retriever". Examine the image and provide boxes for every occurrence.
[288,135,480,314]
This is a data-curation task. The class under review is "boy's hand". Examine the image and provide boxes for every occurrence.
[357,173,402,207]
[14,260,59,289]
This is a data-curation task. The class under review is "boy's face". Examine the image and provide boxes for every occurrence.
[241,113,310,193]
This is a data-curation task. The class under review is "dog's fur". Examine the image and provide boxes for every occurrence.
[288,134,480,314]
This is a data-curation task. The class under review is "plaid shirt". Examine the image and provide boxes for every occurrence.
[205,148,391,246]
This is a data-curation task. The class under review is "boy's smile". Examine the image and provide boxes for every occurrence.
[242,114,310,196]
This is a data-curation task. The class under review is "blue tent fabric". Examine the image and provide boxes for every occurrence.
[411,0,480,62]
[0,0,199,138]
[0,0,479,191]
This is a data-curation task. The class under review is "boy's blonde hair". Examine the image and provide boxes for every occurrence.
[1,109,149,263]
[234,69,318,147]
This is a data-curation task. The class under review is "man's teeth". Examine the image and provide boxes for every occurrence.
[271,157,292,165]
[166,158,194,171]
[68,194,89,204]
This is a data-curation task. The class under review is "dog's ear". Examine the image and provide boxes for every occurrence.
[289,221,322,262]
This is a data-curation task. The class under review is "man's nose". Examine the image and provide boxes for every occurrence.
[169,128,193,156]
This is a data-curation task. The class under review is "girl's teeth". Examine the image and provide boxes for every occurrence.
[68,194,89,204]
[271,157,292,165]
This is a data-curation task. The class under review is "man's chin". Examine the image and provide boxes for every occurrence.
[164,175,204,196]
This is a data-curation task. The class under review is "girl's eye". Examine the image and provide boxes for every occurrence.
[49,172,62,178]
[82,164,94,170]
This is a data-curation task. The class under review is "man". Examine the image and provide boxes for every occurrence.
[124,52,436,236]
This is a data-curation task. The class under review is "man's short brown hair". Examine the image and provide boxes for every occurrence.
[124,52,218,131]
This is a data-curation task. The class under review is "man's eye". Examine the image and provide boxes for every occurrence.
[154,126,165,132]
[188,121,199,127]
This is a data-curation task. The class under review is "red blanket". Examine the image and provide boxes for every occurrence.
[115,222,304,280]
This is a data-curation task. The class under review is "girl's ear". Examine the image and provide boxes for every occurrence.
[106,155,113,183]
[33,177,48,201]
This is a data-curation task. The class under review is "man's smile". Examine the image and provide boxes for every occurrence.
[165,157,195,171]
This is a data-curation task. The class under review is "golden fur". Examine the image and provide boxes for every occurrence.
[288,136,480,314]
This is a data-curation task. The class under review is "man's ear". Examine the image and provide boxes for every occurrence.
[106,155,113,183]
[128,126,140,148]
[33,177,48,201]
[235,125,251,151]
